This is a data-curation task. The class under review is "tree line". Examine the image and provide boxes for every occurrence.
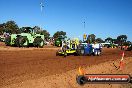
[0,20,131,46]
[87,34,131,46]
[0,20,50,40]
[0,20,67,41]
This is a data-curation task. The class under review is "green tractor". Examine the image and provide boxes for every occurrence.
[5,27,45,48]
[54,38,62,47]
[54,35,66,47]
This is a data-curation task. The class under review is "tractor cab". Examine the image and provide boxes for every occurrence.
[21,27,35,36]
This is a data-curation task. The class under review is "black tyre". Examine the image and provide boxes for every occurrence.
[64,52,67,57]
[19,37,29,47]
[94,51,98,56]
[74,52,78,56]
[97,50,101,56]
[5,36,11,46]
[34,38,44,48]
[76,75,87,85]
[76,49,84,56]
[130,77,132,83]
[56,52,59,56]
[15,37,21,47]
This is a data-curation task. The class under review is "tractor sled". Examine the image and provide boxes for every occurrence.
[56,38,79,57]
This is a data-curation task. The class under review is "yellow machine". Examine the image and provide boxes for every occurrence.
[56,38,79,57]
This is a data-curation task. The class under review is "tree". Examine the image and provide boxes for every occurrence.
[33,26,50,40]
[112,39,118,44]
[40,30,50,40]
[0,23,5,35]
[33,26,41,33]
[117,35,127,46]
[96,38,104,43]
[105,37,112,43]
[123,41,131,46]
[87,34,96,43]
[5,20,19,33]
[53,31,66,38]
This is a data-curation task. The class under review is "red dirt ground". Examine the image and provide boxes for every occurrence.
[0,42,132,87]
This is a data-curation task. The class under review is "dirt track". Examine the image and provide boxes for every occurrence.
[0,42,132,87]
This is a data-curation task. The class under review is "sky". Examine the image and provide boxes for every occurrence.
[0,0,132,41]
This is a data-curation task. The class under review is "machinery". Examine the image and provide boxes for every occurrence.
[5,34,17,46]
[0,32,10,42]
[0,36,5,42]
[54,38,62,47]
[5,27,45,48]
[103,43,118,48]
[76,43,93,56]
[76,43,102,56]
[56,38,79,57]
[54,35,66,47]
[126,44,132,51]
[56,38,102,57]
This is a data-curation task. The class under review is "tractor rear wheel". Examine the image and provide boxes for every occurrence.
[19,37,29,47]
[5,36,11,46]
[97,50,101,56]
[93,49,101,56]
[76,49,84,56]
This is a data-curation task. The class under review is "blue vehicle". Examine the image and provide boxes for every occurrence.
[76,43,101,56]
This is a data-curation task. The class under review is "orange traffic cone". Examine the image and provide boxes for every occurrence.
[78,66,85,75]
[119,52,125,70]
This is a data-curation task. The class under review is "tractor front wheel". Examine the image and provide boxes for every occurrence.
[34,38,44,48]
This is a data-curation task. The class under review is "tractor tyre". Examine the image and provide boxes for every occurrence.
[97,50,101,56]
[34,38,44,48]
[94,51,98,56]
[74,52,78,56]
[76,50,84,56]
[5,36,11,46]
[56,52,58,56]
[56,52,59,56]
[19,37,29,47]
[64,52,67,57]
[76,75,87,85]
[15,37,21,47]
